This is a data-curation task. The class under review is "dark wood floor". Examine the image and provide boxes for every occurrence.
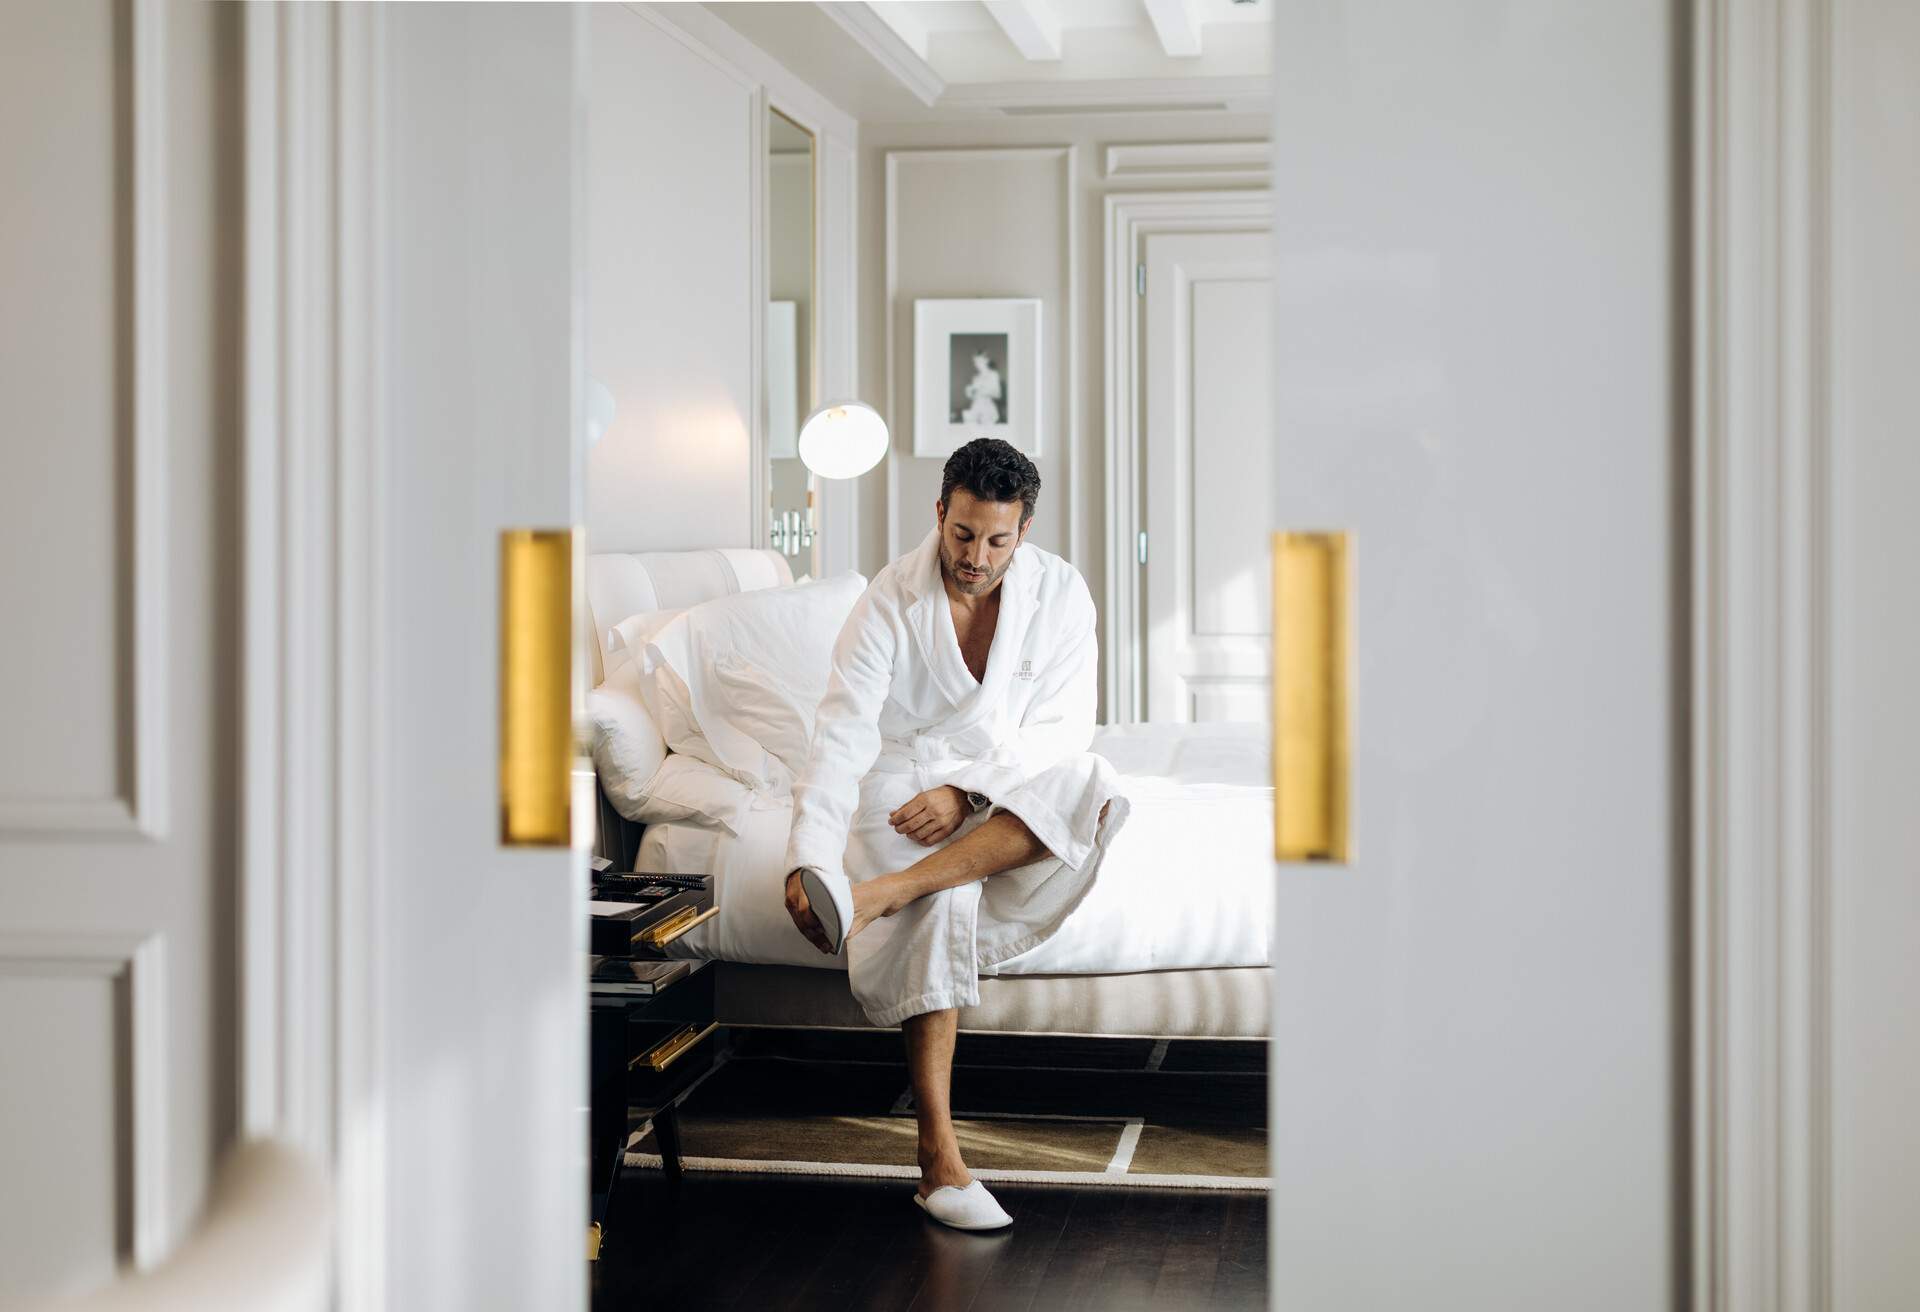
[591,1169,1267,1312]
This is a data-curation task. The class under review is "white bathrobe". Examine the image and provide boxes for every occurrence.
[785,528,1130,1026]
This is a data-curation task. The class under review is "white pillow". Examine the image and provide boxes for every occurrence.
[588,666,754,835]
[608,754,753,836]
[586,660,668,798]
[639,571,867,794]
[602,607,683,679]
[624,619,750,785]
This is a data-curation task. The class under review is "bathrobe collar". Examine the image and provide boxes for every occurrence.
[900,527,1043,716]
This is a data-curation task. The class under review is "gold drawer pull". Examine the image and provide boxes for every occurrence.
[632,1022,718,1072]
[640,904,719,948]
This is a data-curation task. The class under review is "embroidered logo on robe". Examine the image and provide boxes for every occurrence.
[1015,659,1036,680]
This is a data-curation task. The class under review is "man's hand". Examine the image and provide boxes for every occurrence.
[888,785,969,847]
[784,869,835,954]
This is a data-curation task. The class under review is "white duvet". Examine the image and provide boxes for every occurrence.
[649,721,1273,976]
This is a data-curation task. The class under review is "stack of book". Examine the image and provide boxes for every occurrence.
[588,956,696,996]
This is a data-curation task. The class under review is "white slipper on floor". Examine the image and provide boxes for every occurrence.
[798,868,855,955]
[913,1181,1013,1231]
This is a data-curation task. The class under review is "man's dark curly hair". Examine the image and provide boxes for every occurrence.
[939,438,1042,526]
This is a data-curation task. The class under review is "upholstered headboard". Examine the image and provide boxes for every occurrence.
[585,547,794,687]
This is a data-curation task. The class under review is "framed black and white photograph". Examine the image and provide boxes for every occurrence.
[913,298,1042,458]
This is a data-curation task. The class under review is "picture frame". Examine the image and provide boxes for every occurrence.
[912,298,1043,459]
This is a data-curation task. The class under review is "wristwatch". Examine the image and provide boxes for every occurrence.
[963,789,991,814]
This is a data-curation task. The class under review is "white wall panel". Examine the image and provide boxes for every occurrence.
[1189,277,1272,641]
[0,0,144,828]
[884,148,1073,562]
[0,0,239,1299]
[0,971,121,1294]
[586,5,755,552]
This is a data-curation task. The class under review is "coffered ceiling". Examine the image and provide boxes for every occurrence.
[709,0,1272,122]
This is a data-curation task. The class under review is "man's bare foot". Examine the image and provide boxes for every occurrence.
[847,875,908,943]
[917,1143,974,1198]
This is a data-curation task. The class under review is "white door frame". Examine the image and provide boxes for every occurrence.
[1691,0,1839,1306]
[237,0,1840,1305]
[1103,190,1271,723]
[243,4,589,1306]
[241,4,388,1302]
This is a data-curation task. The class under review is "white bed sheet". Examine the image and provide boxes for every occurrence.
[646,722,1274,976]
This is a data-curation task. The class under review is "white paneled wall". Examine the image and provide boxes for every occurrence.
[0,0,242,1298]
[858,114,1271,719]
[586,5,757,552]
[586,4,860,568]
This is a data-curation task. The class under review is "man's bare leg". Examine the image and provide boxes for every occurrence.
[849,806,1111,941]
[882,803,1110,1199]
[903,1007,969,1197]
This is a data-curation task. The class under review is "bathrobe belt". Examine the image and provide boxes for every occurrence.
[873,734,979,772]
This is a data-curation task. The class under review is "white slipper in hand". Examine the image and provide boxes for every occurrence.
[913,1180,1012,1231]
[799,868,855,955]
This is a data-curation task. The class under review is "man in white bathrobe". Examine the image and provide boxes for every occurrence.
[783,438,1128,1231]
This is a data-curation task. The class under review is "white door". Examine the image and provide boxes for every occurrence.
[1143,229,1275,723]
[0,1,240,1298]
[380,6,587,1309]
[1265,3,1684,1306]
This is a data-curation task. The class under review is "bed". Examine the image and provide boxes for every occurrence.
[586,547,1273,1040]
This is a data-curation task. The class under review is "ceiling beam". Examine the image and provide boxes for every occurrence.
[821,2,946,107]
[983,0,1064,62]
[865,1,931,60]
[1141,0,1203,57]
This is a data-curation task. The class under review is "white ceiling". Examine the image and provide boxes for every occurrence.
[708,0,1272,122]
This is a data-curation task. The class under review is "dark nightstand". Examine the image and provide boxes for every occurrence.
[588,873,721,1261]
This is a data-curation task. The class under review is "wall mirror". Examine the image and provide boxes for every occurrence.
[766,107,815,573]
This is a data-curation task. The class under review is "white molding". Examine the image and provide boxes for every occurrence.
[883,147,1074,566]
[1064,147,1082,577]
[0,0,169,841]
[242,0,337,1164]
[243,4,389,1305]
[646,3,861,142]
[937,74,1271,116]
[1692,1,1836,1309]
[750,85,770,549]
[333,6,391,1306]
[815,132,862,579]
[822,2,945,108]
[0,931,169,1270]
[1101,190,1272,722]
[884,154,901,564]
[1104,140,1269,183]
[628,3,758,95]
[128,0,169,842]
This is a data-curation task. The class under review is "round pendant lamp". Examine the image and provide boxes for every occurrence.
[797,401,888,479]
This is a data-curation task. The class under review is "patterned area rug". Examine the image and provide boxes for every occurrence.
[625,1032,1268,1192]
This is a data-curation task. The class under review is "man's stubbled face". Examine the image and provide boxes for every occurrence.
[937,488,1028,598]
